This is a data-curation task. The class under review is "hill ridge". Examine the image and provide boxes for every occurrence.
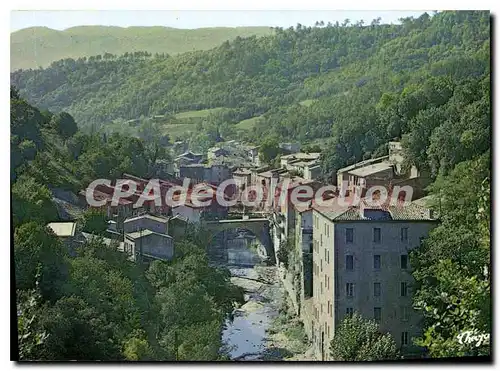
[10,25,274,71]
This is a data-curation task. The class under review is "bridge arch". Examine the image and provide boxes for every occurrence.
[202,218,275,264]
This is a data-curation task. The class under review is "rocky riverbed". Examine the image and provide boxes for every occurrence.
[221,265,314,361]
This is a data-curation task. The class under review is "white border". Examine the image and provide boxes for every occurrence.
[2,2,497,370]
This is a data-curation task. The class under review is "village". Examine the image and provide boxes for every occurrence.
[43,137,439,360]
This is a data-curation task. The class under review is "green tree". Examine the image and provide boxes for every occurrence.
[411,154,491,358]
[81,208,108,235]
[329,313,399,361]
[259,138,281,164]
[50,112,78,139]
[12,175,58,226]
[14,222,69,301]
[17,285,49,360]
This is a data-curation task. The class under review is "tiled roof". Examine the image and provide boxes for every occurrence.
[313,198,435,222]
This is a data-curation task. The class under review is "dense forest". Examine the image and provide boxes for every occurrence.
[11,10,491,359]
[12,89,244,360]
[11,11,490,180]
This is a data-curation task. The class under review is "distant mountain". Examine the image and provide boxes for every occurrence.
[10,25,274,71]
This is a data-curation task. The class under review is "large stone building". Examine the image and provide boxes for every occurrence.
[309,199,437,360]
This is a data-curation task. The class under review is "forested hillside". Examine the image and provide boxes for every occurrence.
[10,25,273,71]
[11,11,490,180]
[12,89,244,361]
[11,11,491,359]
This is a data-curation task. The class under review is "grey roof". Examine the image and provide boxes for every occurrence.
[258,168,289,178]
[348,161,393,177]
[337,155,389,174]
[169,214,189,223]
[281,152,321,161]
[124,214,169,224]
[233,169,252,175]
[126,229,172,240]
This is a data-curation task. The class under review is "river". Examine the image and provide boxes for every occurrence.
[217,230,311,361]
[222,264,283,361]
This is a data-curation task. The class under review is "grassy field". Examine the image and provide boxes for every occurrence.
[235,115,264,131]
[162,123,195,139]
[10,25,274,71]
[174,107,225,120]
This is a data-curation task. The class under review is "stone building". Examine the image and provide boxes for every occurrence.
[309,199,437,360]
[294,205,314,316]
[124,214,169,235]
[124,229,174,261]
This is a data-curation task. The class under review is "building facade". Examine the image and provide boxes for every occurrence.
[310,202,437,360]
[124,229,174,261]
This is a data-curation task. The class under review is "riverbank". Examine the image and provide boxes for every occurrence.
[222,265,313,361]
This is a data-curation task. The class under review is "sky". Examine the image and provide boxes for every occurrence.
[10,10,428,32]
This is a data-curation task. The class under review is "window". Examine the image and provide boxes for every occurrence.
[324,274,327,288]
[328,300,331,314]
[401,254,408,270]
[401,306,409,322]
[321,259,323,272]
[346,307,354,316]
[401,227,408,242]
[374,307,381,322]
[401,331,408,345]
[324,249,327,261]
[346,283,354,297]
[374,282,381,297]
[346,228,354,243]
[346,255,354,270]
[374,255,381,270]
[401,282,408,297]
[373,227,381,243]
[320,234,323,246]
[327,250,330,264]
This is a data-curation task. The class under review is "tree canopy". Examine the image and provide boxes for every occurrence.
[329,313,399,361]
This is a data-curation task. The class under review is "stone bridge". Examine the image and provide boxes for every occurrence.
[202,218,275,264]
